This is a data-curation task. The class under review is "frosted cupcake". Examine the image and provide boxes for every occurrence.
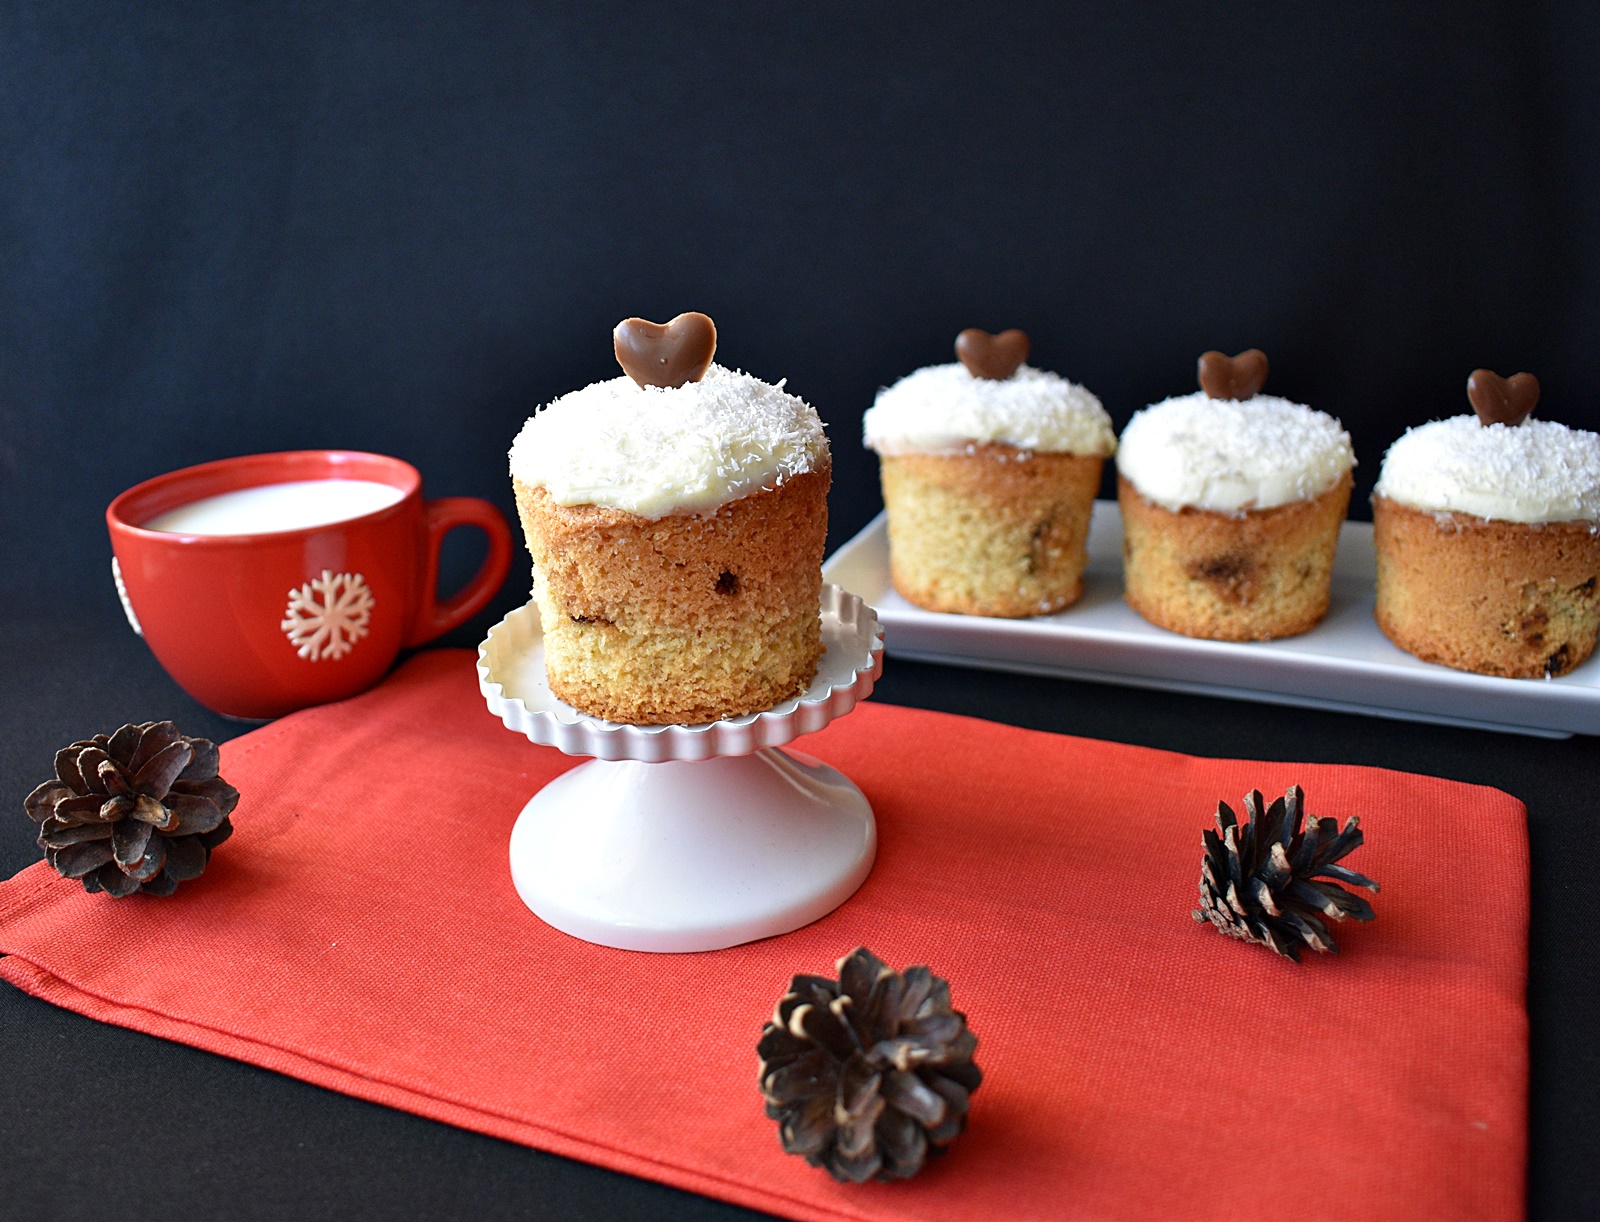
[509,312,830,724]
[863,329,1116,617]
[1117,350,1354,640]
[1373,371,1600,678]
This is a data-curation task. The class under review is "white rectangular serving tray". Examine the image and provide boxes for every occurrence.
[822,502,1600,738]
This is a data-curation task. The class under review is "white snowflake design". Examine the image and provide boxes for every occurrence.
[280,570,375,661]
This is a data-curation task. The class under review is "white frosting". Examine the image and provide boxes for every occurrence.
[509,364,828,517]
[1117,392,1354,513]
[862,363,1115,457]
[1375,415,1600,523]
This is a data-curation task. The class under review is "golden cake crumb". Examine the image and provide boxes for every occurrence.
[1118,472,1352,641]
[1373,495,1600,678]
[514,468,829,724]
[880,445,1103,617]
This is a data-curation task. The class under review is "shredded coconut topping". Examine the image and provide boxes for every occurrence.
[1117,392,1354,513]
[1376,415,1600,523]
[509,364,829,517]
[862,362,1115,457]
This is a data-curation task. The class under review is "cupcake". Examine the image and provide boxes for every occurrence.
[862,328,1116,617]
[1116,350,1354,640]
[508,312,831,724]
[1372,370,1600,678]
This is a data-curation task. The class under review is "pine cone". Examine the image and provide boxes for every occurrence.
[23,721,237,898]
[756,947,982,1183]
[1194,784,1379,961]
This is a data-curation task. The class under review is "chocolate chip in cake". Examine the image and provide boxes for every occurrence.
[1024,515,1057,576]
[1188,553,1257,604]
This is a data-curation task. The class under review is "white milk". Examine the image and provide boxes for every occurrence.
[143,479,407,536]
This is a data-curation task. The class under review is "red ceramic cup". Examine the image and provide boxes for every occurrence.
[107,450,513,719]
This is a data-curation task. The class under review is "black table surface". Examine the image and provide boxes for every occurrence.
[2,607,1596,1221]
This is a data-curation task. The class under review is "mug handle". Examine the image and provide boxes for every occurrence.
[406,497,515,647]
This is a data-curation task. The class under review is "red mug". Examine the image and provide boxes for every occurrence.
[107,450,514,719]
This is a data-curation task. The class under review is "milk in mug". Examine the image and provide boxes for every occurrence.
[142,479,407,536]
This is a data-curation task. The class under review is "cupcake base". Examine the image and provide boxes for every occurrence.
[513,469,828,724]
[1118,473,1352,641]
[1373,494,1600,678]
[879,445,1103,618]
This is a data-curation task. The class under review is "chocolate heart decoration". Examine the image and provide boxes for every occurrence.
[955,328,1029,381]
[613,312,717,388]
[1197,349,1269,400]
[1466,369,1539,427]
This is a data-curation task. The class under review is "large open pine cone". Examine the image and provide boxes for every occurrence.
[757,946,982,1182]
[24,721,237,897]
[1194,784,1379,961]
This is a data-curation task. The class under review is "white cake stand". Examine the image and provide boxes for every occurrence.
[478,584,884,953]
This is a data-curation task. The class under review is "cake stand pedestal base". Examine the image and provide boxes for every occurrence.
[508,747,876,953]
[481,585,884,953]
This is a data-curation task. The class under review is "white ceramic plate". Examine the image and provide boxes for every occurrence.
[822,503,1600,738]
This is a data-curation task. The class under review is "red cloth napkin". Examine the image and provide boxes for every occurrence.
[0,651,1526,1221]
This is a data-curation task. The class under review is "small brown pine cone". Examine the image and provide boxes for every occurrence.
[1194,784,1379,961]
[23,721,237,898]
[756,947,982,1183]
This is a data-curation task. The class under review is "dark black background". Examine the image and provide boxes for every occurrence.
[2,3,1598,1218]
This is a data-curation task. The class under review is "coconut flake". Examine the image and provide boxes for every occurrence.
[509,364,828,517]
[1376,415,1600,523]
[1117,392,1354,513]
[863,362,1115,457]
